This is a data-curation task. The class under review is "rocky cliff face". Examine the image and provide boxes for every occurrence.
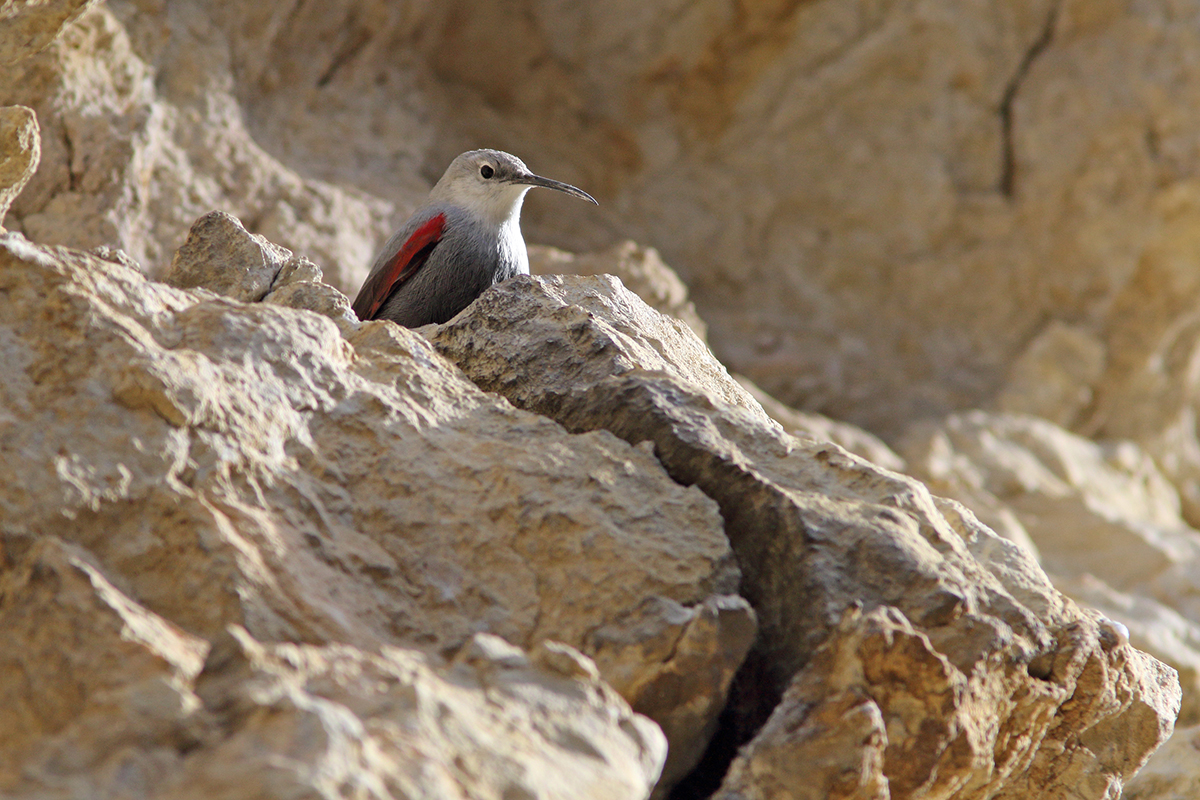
[2,1,1199,798]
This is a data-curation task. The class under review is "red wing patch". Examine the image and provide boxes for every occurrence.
[352,213,447,320]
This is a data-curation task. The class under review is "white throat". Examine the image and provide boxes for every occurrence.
[434,180,531,229]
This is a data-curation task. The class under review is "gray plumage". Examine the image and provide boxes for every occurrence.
[352,149,596,328]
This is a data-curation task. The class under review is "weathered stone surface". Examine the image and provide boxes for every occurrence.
[992,321,1108,429]
[0,536,666,799]
[430,278,1182,798]
[531,240,708,342]
[0,536,207,788]
[900,413,1198,590]
[900,411,1200,727]
[718,605,1180,800]
[165,210,288,300]
[0,3,392,287]
[1125,723,1200,800]
[5,0,1200,794]
[735,372,907,473]
[0,232,747,796]
[0,0,97,65]
[9,0,1200,475]
[588,593,757,793]
[164,210,357,330]
[1057,573,1200,728]
[0,105,39,230]
[429,273,769,424]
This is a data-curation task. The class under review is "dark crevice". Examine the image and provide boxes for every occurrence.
[667,647,782,800]
[998,2,1060,197]
[315,28,371,88]
[62,126,79,192]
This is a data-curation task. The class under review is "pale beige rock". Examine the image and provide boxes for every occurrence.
[11,0,1200,477]
[587,593,757,792]
[173,630,667,800]
[0,3,392,288]
[1056,573,1200,726]
[0,535,207,791]
[718,604,1180,800]
[899,411,1200,728]
[0,537,666,799]
[1124,723,1200,800]
[993,321,1108,429]
[165,211,360,329]
[734,373,907,473]
[430,280,1182,798]
[900,412,1199,590]
[530,240,708,342]
[428,273,770,425]
[165,210,295,302]
[0,233,746,795]
[0,105,39,230]
[0,0,97,64]
[1085,185,1200,530]
[3,0,1199,794]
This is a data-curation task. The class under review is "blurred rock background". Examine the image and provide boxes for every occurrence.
[4,1,1200,798]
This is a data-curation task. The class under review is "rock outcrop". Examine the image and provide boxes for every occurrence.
[430,273,1181,799]
[4,0,1200,796]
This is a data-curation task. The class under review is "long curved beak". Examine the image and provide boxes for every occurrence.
[511,172,598,205]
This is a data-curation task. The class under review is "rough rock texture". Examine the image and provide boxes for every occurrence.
[0,105,39,230]
[0,0,97,65]
[735,373,907,473]
[0,2,393,287]
[530,241,709,343]
[5,0,1200,795]
[900,412,1200,726]
[716,605,1178,800]
[1124,723,1200,800]
[0,536,666,798]
[8,0,1200,458]
[428,273,767,425]
[431,274,1181,799]
[0,229,755,797]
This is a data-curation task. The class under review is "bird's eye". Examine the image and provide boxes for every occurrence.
[480,165,494,179]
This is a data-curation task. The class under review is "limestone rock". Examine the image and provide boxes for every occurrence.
[587,593,758,792]
[717,605,1180,800]
[1056,573,1200,727]
[993,321,1108,429]
[0,105,39,230]
[429,278,1182,797]
[734,373,907,473]
[428,273,769,425]
[0,536,666,799]
[530,240,708,342]
[900,412,1199,591]
[178,630,667,800]
[165,210,295,301]
[1124,723,1200,800]
[0,3,392,287]
[163,210,356,330]
[0,0,97,65]
[0,535,207,789]
[3,0,1198,792]
[899,411,1200,727]
[0,232,747,795]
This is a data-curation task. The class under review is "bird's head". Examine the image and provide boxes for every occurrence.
[429,149,597,227]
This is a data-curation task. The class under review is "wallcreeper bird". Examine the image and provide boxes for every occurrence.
[351,149,597,327]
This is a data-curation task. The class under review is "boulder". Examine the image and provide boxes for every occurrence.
[431,274,1183,799]
[0,105,39,230]
[0,536,665,799]
[0,229,752,797]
